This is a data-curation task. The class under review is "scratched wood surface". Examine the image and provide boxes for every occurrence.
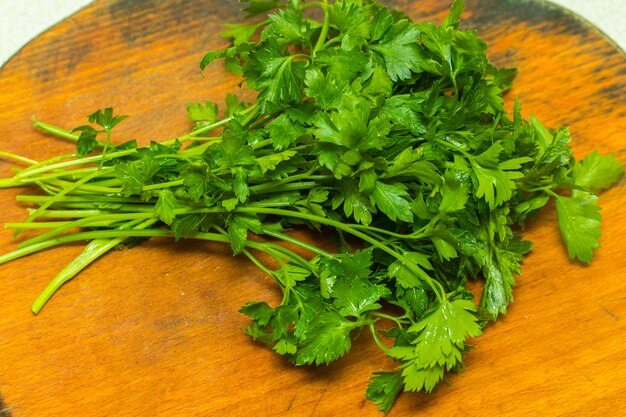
[0,0,625,416]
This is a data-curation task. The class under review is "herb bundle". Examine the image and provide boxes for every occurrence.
[0,0,623,413]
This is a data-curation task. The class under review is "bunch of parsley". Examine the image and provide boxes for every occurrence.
[0,0,623,412]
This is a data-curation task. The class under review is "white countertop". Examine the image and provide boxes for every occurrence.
[0,0,624,67]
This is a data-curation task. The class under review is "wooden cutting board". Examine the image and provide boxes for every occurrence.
[0,1,624,416]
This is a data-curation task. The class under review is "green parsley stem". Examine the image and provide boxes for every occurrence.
[248,114,273,130]
[250,180,319,194]
[32,118,82,143]
[213,226,296,283]
[17,211,156,249]
[10,154,82,177]
[263,244,305,267]
[15,165,106,182]
[246,201,294,208]
[14,149,136,179]
[32,104,259,154]
[35,180,120,196]
[249,138,273,150]
[372,312,409,327]
[312,0,330,55]
[84,178,123,189]
[241,248,279,283]
[213,222,315,275]
[11,167,115,188]
[5,220,119,229]
[100,131,112,167]
[235,206,445,300]
[142,180,184,192]
[19,200,155,213]
[16,195,149,204]
[25,209,110,218]
[350,224,426,241]
[33,174,120,195]
[2,225,266,269]
[521,185,555,193]
[0,177,24,188]
[240,105,262,127]
[6,201,443,301]
[0,151,38,165]
[240,243,317,304]
[248,167,322,193]
[301,1,324,10]
[435,138,471,157]
[30,217,158,314]
[162,104,259,146]
[261,228,334,258]
[16,204,264,248]
[369,323,391,354]
[322,37,341,49]
[0,228,124,266]
[14,169,110,236]
[544,189,560,198]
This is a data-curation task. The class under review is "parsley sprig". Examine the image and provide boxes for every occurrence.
[0,0,623,413]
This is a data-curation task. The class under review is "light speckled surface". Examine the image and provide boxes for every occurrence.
[550,0,625,51]
[0,0,624,67]
[0,0,92,65]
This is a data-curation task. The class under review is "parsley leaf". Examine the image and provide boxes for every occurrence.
[573,151,624,194]
[249,38,307,110]
[555,192,602,263]
[187,101,218,125]
[366,372,404,414]
[155,189,182,225]
[266,113,306,150]
[87,107,128,131]
[329,0,371,51]
[391,298,481,392]
[295,311,356,366]
[470,142,533,208]
[371,181,413,223]
[240,0,281,18]
[227,214,262,255]
[72,125,99,156]
[479,238,530,320]
[370,19,422,81]
[263,6,312,44]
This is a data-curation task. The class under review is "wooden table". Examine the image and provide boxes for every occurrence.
[0,1,624,416]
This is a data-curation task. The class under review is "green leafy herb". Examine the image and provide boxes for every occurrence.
[554,192,602,263]
[72,107,128,156]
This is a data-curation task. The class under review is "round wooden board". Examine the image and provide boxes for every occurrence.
[0,1,625,416]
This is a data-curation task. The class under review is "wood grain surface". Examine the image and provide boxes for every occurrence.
[0,1,625,416]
